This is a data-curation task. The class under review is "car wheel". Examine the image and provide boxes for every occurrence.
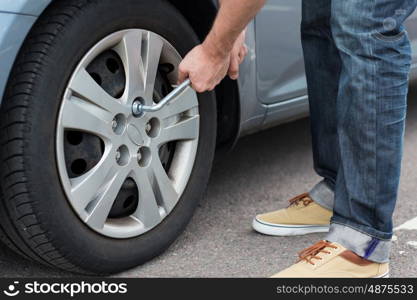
[0,0,216,274]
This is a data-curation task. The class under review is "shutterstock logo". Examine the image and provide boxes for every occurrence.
[3,281,20,297]
[2,281,128,298]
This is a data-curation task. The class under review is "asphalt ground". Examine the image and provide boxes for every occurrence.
[1,84,416,278]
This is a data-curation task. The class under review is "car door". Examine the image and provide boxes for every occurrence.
[255,0,306,105]
[255,1,417,106]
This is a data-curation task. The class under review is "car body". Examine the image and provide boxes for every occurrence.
[1,0,417,141]
[0,0,416,274]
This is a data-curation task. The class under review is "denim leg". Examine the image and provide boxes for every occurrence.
[327,0,417,263]
[309,180,334,211]
[301,0,342,194]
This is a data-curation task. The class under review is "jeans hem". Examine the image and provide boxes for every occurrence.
[326,223,391,263]
[331,216,392,241]
[309,180,334,211]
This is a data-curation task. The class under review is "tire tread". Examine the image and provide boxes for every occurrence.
[0,0,92,274]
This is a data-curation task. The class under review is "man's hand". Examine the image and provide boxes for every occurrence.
[178,30,248,93]
[178,44,230,93]
[177,0,265,93]
[228,30,248,80]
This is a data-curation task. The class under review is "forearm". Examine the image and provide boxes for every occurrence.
[203,0,266,57]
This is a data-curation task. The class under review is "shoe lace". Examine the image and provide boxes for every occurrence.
[298,240,338,265]
[288,193,314,207]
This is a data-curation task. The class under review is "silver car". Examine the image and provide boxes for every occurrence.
[0,0,416,274]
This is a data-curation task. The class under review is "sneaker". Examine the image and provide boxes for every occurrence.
[271,240,389,278]
[252,193,332,236]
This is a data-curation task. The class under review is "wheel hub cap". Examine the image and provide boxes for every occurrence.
[127,123,144,146]
[56,29,200,238]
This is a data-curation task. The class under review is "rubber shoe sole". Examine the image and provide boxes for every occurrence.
[252,217,330,236]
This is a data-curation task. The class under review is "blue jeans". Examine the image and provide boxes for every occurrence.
[302,0,417,263]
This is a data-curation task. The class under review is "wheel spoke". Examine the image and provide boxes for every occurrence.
[115,31,144,101]
[159,87,199,119]
[85,167,130,229]
[61,97,113,139]
[157,116,199,146]
[143,32,164,100]
[68,68,121,113]
[148,155,179,212]
[131,168,162,228]
[70,150,116,212]
[115,30,163,103]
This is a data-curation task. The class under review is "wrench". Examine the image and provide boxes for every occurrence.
[132,79,191,116]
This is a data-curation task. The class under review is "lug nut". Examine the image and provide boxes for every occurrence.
[145,118,160,138]
[137,146,151,167]
[115,145,129,166]
[112,119,118,130]
[112,114,126,135]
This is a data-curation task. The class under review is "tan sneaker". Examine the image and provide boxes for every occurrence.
[252,193,332,236]
[272,241,389,278]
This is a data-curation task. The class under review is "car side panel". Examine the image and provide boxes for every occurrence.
[255,0,306,105]
[255,1,417,105]
[258,2,417,134]
[237,22,268,136]
[0,13,38,103]
[0,0,52,105]
[0,0,51,15]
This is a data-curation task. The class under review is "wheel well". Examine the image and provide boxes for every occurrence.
[213,78,240,149]
[168,0,241,149]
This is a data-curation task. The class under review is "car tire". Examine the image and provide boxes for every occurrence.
[0,0,216,274]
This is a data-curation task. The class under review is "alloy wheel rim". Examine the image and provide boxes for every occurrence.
[56,29,200,238]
